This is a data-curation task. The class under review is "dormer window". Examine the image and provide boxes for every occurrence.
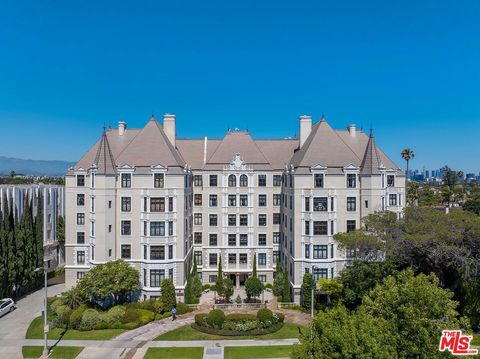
[346,174,356,188]
[154,173,164,188]
[121,173,131,188]
[387,175,395,187]
[314,173,324,188]
[77,175,85,187]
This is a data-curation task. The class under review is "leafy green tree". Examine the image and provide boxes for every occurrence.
[463,195,480,215]
[301,273,313,310]
[56,215,65,246]
[160,278,176,310]
[76,259,140,307]
[34,192,44,270]
[340,260,398,309]
[223,277,234,302]
[62,287,83,309]
[215,255,224,299]
[282,265,291,302]
[457,277,480,329]
[272,260,284,297]
[245,275,263,300]
[318,278,343,306]
[191,255,203,298]
[252,254,257,277]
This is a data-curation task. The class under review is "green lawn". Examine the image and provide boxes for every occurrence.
[26,316,126,340]
[144,347,204,359]
[155,322,306,341]
[22,346,83,359]
[225,345,293,359]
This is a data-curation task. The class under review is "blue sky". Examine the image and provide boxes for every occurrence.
[1,0,479,173]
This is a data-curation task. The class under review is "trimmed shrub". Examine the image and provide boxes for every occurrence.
[107,305,126,323]
[225,313,256,321]
[202,284,211,291]
[140,299,156,312]
[69,305,86,329]
[195,313,207,326]
[222,319,258,332]
[192,321,284,336]
[264,283,273,290]
[275,312,285,323]
[257,308,273,323]
[176,302,191,315]
[153,300,165,314]
[80,309,101,331]
[121,309,140,324]
[124,302,141,310]
[206,309,225,329]
[50,299,63,313]
[56,305,72,324]
[137,309,155,324]
[161,312,172,319]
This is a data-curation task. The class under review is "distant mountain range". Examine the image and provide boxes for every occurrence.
[0,156,76,176]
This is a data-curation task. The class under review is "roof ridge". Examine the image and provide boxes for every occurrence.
[93,130,116,174]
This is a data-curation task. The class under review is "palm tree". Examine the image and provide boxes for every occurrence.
[401,148,415,180]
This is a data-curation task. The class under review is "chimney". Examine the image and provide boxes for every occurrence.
[203,137,208,165]
[163,114,176,147]
[347,124,356,137]
[118,121,126,136]
[299,115,312,148]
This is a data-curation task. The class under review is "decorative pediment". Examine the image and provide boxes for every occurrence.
[378,163,387,171]
[310,164,327,172]
[343,164,360,172]
[151,164,168,172]
[225,153,249,171]
[117,164,135,172]
[75,167,87,174]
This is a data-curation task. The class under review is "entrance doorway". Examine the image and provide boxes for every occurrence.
[228,273,250,287]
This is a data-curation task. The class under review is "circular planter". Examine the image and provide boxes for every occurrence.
[191,322,284,337]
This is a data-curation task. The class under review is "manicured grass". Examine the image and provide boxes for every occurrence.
[22,346,84,359]
[144,347,204,359]
[155,322,306,341]
[225,345,293,359]
[26,316,126,340]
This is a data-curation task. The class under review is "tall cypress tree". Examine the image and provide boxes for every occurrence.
[282,265,291,302]
[252,254,257,278]
[215,255,224,299]
[35,192,44,270]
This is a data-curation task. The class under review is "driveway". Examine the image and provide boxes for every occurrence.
[0,283,65,340]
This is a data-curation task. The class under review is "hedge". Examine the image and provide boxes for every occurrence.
[191,322,284,336]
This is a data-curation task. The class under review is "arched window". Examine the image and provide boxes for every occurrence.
[239,174,248,187]
[228,174,237,187]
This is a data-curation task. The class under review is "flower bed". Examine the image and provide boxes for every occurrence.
[192,309,284,336]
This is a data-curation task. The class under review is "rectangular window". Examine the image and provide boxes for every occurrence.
[209,214,218,226]
[313,221,328,235]
[150,269,164,287]
[121,220,131,235]
[77,251,85,264]
[150,246,165,260]
[258,234,266,246]
[169,197,174,212]
[209,195,218,207]
[209,234,218,246]
[346,197,357,211]
[239,234,248,246]
[77,272,86,279]
[305,220,310,235]
[228,234,236,246]
[209,175,217,187]
[209,253,218,266]
[228,253,237,264]
[194,194,202,206]
[305,197,310,211]
[273,175,282,186]
[228,194,236,206]
[194,232,202,244]
[313,197,328,211]
[168,245,173,259]
[77,194,85,206]
[273,213,280,225]
[273,251,279,263]
[194,175,203,186]
[330,197,335,212]
[305,244,310,259]
[258,194,267,207]
[77,213,85,225]
[273,194,281,206]
[76,175,85,186]
[168,221,173,236]
[121,244,131,259]
[121,197,131,212]
[121,173,131,188]
[313,267,328,280]
[239,214,248,226]
[228,214,237,226]
[76,232,85,244]
[258,174,267,187]
[194,251,202,265]
[150,197,165,212]
[389,194,398,206]
[314,173,324,188]
[387,175,395,187]
[347,174,356,188]
[154,173,164,188]
[258,214,267,226]
[240,195,248,207]
[347,220,356,232]
[194,213,202,225]
[258,253,266,265]
[150,221,165,236]
[239,253,247,264]
[313,245,328,259]
[273,232,280,244]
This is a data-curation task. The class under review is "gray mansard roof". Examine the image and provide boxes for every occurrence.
[69,116,400,175]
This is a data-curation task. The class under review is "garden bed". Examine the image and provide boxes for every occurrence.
[192,322,283,336]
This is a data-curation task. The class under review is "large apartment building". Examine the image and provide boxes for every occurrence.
[65,114,404,303]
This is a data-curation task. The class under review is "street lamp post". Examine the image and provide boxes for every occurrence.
[34,266,48,356]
